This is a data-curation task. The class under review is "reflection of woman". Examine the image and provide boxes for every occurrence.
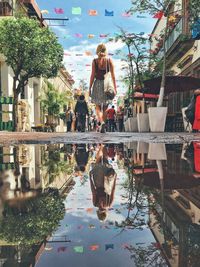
[89,145,116,221]
[89,44,117,133]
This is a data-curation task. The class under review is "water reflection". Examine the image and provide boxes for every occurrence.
[0,142,200,266]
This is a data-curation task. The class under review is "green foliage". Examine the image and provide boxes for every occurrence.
[0,17,63,85]
[0,190,65,245]
[130,0,176,15]
[189,0,200,23]
[41,80,71,116]
[43,146,74,184]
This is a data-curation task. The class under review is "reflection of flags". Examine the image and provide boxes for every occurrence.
[88,10,98,16]
[105,244,114,251]
[153,11,164,19]
[72,7,82,15]
[54,8,64,14]
[105,9,114,16]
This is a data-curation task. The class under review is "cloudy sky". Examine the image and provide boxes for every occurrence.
[37,0,156,95]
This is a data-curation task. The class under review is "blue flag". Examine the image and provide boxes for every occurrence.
[105,9,114,16]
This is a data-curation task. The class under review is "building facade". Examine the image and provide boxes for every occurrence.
[149,0,199,131]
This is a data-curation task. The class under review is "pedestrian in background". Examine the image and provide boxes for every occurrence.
[75,95,89,132]
[117,106,124,132]
[106,105,116,132]
[65,107,73,132]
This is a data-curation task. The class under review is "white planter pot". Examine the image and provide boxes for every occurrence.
[137,113,150,132]
[137,142,149,154]
[124,120,129,132]
[148,107,168,132]
[128,117,138,132]
[148,143,167,160]
[182,107,192,132]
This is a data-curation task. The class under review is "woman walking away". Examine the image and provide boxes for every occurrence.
[193,89,200,132]
[89,44,117,133]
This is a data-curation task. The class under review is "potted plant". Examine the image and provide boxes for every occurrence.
[40,81,70,132]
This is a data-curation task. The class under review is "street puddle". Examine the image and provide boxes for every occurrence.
[0,142,200,267]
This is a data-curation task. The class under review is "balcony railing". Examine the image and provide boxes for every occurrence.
[165,18,183,52]
[0,0,13,16]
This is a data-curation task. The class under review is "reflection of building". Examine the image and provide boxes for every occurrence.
[0,144,75,214]
[147,145,200,267]
[0,143,75,266]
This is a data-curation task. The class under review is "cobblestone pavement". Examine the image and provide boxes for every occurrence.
[0,131,200,145]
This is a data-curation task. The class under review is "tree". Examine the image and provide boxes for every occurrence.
[0,17,64,130]
[130,0,200,107]
[112,29,154,98]
[79,79,88,92]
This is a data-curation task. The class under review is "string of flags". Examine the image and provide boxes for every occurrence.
[45,242,163,253]
[50,7,165,19]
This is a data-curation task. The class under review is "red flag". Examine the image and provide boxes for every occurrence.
[153,11,164,19]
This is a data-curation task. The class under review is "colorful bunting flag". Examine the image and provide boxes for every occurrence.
[41,10,49,14]
[105,9,114,16]
[137,15,147,18]
[122,12,132,18]
[72,7,82,15]
[86,207,93,212]
[153,11,164,19]
[89,245,100,251]
[100,34,108,38]
[88,34,95,39]
[75,33,83,38]
[85,51,92,56]
[74,246,84,253]
[76,54,84,56]
[89,10,98,16]
[105,244,114,251]
[54,8,64,14]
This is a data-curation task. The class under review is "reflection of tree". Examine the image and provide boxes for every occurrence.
[42,145,74,185]
[0,189,65,245]
[116,158,154,230]
[124,244,168,267]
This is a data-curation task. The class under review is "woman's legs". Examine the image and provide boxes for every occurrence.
[96,105,103,123]
[96,105,108,123]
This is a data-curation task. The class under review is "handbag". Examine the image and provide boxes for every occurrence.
[104,59,116,100]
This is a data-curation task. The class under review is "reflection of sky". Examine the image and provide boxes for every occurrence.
[36,164,155,267]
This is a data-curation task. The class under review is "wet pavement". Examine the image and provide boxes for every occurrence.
[0,131,200,145]
[0,141,200,266]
